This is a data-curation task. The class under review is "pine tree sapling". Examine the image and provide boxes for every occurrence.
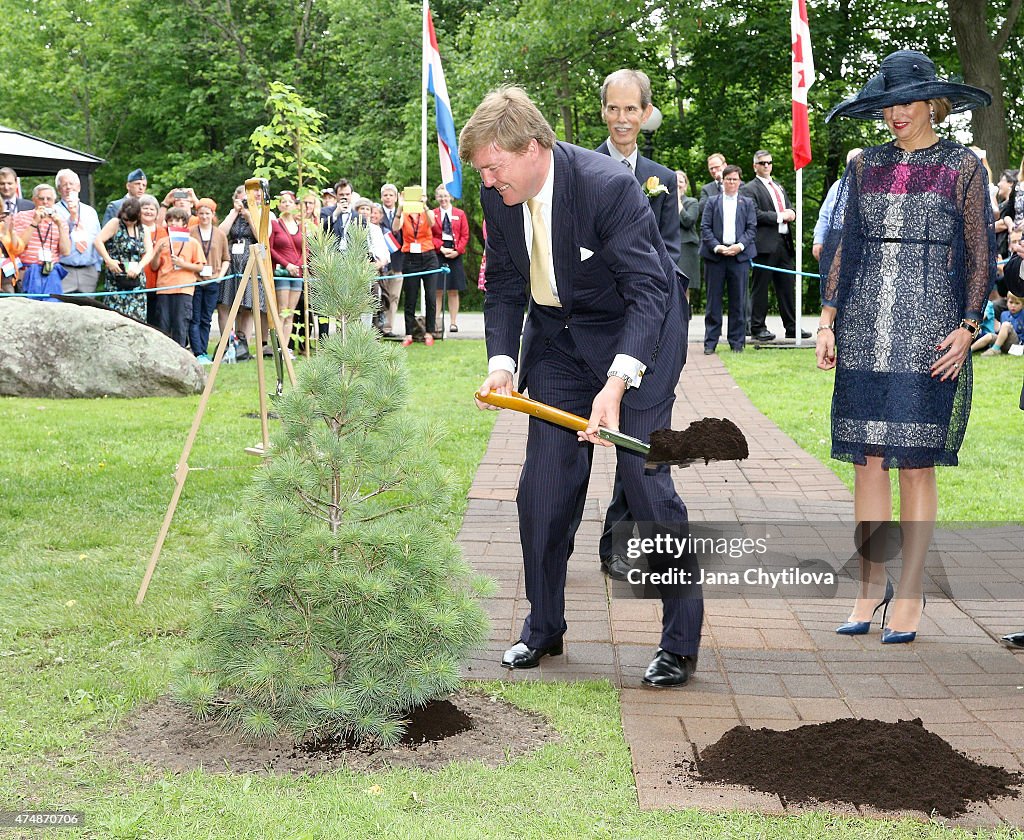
[174,227,493,747]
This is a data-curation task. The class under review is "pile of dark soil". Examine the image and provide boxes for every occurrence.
[647,418,749,466]
[112,691,557,775]
[692,717,1021,817]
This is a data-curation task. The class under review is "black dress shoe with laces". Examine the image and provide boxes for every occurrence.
[752,330,776,342]
[501,640,563,669]
[785,329,812,339]
[1000,631,1024,649]
[600,554,633,581]
[642,649,696,687]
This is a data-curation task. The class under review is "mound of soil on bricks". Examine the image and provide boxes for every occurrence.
[111,691,558,775]
[647,418,748,466]
[693,718,1021,818]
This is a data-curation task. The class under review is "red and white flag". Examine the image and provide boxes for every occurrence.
[791,0,814,170]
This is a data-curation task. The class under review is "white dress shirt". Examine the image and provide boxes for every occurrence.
[489,149,645,388]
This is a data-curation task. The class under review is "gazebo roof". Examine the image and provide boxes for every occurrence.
[0,124,105,176]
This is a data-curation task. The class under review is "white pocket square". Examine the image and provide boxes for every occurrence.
[580,247,594,261]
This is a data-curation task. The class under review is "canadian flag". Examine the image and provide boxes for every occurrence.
[791,0,814,170]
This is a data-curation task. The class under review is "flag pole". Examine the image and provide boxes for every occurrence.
[421,0,429,190]
[795,168,803,346]
[791,0,814,348]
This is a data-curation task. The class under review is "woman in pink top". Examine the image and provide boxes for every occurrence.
[269,191,304,355]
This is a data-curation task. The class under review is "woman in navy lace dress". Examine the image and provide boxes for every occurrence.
[817,50,996,643]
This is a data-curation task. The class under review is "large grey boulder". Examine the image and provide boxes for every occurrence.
[0,298,206,397]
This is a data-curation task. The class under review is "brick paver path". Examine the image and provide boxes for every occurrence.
[460,351,1024,828]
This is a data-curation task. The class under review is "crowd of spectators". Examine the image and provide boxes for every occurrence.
[3,145,1022,364]
[0,166,468,360]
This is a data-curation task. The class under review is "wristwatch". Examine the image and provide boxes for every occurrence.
[607,370,636,389]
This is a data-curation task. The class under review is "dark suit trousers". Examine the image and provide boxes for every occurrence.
[749,244,796,334]
[703,257,747,350]
[402,250,438,334]
[519,328,703,656]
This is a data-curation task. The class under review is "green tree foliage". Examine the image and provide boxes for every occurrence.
[173,228,493,746]
[250,82,333,191]
[3,0,1023,279]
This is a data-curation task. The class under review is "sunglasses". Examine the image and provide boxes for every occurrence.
[756,160,773,166]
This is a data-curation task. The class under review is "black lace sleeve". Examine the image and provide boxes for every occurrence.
[957,151,997,321]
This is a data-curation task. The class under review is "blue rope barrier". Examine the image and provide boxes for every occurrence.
[748,255,1010,280]
[0,264,450,298]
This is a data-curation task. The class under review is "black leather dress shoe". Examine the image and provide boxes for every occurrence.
[501,640,563,669]
[600,554,632,581]
[642,649,696,687]
[785,329,812,339]
[703,346,716,355]
[1000,631,1024,649]
[752,330,776,341]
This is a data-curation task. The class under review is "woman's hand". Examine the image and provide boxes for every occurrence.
[104,257,121,274]
[931,327,973,381]
[287,263,302,278]
[815,327,836,370]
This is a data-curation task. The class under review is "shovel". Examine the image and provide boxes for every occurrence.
[476,390,748,466]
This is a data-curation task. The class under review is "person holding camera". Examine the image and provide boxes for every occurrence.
[12,183,71,298]
[159,187,199,226]
[94,197,154,321]
[218,185,265,352]
[54,169,102,295]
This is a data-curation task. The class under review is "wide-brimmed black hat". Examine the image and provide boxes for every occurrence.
[826,50,991,122]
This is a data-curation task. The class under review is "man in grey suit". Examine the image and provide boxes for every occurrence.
[464,86,703,687]
[701,165,757,353]
[594,68,683,583]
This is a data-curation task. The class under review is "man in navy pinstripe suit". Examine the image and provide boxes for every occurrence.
[461,86,703,687]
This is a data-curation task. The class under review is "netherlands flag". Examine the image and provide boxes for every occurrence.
[425,4,462,199]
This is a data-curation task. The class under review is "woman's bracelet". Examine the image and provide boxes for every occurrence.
[960,318,980,336]
[816,324,833,334]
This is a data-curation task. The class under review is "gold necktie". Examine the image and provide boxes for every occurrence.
[528,198,560,307]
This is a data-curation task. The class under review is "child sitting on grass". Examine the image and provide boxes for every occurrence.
[970,298,999,352]
[982,292,1024,356]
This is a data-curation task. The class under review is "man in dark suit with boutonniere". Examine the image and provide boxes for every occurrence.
[463,86,703,688]
[593,68,684,584]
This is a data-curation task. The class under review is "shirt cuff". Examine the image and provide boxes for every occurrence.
[488,355,517,375]
[607,354,646,388]
[736,243,745,252]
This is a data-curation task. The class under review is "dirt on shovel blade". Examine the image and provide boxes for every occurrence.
[646,418,749,466]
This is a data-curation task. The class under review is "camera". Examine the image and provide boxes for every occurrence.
[41,206,55,216]
[242,198,249,208]
[174,189,189,199]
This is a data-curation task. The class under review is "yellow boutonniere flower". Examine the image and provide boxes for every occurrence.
[643,176,669,198]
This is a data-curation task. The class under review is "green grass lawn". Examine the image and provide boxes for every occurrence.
[0,339,1018,839]
[721,347,1023,521]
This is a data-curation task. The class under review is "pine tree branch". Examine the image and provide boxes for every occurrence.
[349,480,401,507]
[293,485,333,523]
[351,503,417,523]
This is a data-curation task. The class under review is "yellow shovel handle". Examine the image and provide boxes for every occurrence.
[476,389,589,433]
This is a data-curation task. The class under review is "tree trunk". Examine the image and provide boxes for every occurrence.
[558,63,574,143]
[947,0,1021,174]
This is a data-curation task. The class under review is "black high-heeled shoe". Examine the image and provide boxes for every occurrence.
[836,579,894,635]
[881,595,927,644]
